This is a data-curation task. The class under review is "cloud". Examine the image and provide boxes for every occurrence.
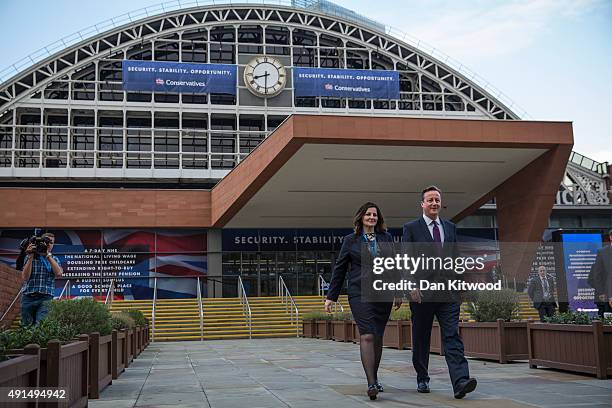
[405,0,606,59]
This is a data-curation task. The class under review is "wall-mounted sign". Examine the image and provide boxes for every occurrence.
[293,67,399,99]
[122,60,237,94]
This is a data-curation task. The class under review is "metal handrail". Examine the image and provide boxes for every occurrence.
[58,279,70,300]
[151,277,158,342]
[196,276,204,341]
[0,288,23,323]
[318,274,329,297]
[278,275,300,337]
[237,276,252,339]
[104,279,115,306]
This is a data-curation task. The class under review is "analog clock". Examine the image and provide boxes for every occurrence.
[243,56,287,97]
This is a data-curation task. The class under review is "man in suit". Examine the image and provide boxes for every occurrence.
[402,186,476,399]
[528,266,557,322]
[590,229,612,317]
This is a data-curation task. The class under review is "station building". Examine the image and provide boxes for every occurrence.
[0,0,610,302]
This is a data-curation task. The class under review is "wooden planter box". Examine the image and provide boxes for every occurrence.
[89,332,113,399]
[0,344,40,389]
[112,329,127,380]
[135,326,142,357]
[528,321,612,379]
[302,320,316,338]
[429,322,444,355]
[383,320,412,349]
[331,320,352,342]
[352,321,360,344]
[126,328,134,364]
[459,320,528,363]
[315,320,332,340]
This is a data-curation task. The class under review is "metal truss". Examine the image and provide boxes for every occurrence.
[0,4,518,120]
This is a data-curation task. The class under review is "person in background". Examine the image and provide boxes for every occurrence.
[21,233,62,326]
[528,265,557,322]
[589,229,612,317]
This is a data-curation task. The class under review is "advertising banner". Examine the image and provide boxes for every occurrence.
[561,233,602,312]
[0,229,207,300]
[122,60,237,94]
[293,67,400,99]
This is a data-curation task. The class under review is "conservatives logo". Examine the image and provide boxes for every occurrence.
[324,83,333,90]
[155,78,165,85]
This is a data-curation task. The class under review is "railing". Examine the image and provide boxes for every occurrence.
[237,276,252,339]
[152,277,158,342]
[0,287,23,323]
[196,276,204,341]
[104,279,115,306]
[58,279,71,300]
[278,275,300,337]
[317,274,329,297]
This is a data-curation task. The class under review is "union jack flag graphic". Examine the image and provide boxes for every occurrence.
[155,78,165,85]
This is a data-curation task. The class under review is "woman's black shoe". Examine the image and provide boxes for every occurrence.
[367,384,379,400]
[375,382,384,392]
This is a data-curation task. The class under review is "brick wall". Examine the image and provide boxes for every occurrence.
[0,263,22,329]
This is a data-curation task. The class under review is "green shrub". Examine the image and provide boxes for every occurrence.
[389,307,411,321]
[544,311,591,325]
[111,312,135,330]
[465,289,519,322]
[303,310,334,320]
[331,311,353,321]
[0,319,78,350]
[125,309,148,326]
[47,298,112,336]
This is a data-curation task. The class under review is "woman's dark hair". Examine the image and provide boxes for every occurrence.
[353,202,387,235]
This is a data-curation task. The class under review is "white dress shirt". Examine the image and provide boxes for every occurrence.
[423,214,444,243]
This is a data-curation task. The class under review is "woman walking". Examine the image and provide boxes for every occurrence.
[325,202,401,400]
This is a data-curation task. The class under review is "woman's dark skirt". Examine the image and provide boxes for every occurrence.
[349,296,393,338]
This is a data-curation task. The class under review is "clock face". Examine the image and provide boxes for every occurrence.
[244,56,287,97]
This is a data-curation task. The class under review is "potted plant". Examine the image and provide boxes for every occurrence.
[529,312,612,379]
[47,298,114,398]
[0,318,88,407]
[461,289,527,363]
[383,307,411,349]
[301,311,320,338]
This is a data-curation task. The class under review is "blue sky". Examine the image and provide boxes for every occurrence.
[1,0,610,162]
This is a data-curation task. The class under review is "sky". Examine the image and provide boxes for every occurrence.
[0,0,610,163]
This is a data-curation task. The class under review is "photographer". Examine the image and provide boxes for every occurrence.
[21,232,63,326]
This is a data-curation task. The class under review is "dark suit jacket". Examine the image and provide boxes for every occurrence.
[327,231,394,302]
[528,276,556,309]
[402,217,460,301]
[589,245,612,301]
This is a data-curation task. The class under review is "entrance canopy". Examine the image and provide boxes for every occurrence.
[212,115,573,241]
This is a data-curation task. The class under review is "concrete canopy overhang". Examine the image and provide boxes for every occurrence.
[212,115,573,233]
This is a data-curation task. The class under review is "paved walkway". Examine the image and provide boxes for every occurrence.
[90,338,612,408]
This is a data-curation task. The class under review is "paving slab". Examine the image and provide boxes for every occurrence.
[89,338,612,408]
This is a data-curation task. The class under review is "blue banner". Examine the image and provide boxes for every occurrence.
[122,60,237,94]
[293,67,399,99]
[561,233,602,313]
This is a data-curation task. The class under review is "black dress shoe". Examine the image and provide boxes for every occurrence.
[367,384,379,400]
[454,378,477,399]
[417,381,430,393]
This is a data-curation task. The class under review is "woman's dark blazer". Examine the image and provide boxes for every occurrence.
[326,231,394,302]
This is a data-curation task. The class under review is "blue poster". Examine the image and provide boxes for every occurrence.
[561,233,602,312]
[122,60,237,94]
[293,67,399,99]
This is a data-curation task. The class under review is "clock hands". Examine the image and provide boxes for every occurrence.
[253,72,270,80]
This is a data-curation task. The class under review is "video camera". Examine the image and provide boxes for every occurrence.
[18,228,51,256]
